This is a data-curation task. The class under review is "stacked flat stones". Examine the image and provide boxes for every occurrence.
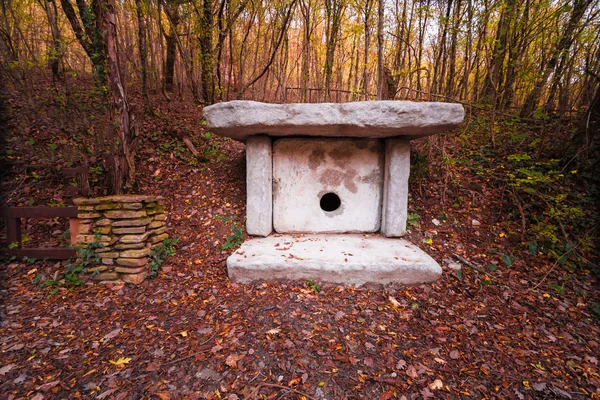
[73,195,168,284]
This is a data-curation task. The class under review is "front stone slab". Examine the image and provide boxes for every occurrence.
[273,138,383,233]
[227,234,441,286]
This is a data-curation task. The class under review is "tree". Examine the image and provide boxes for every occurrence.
[323,0,344,100]
[59,0,107,85]
[520,0,594,118]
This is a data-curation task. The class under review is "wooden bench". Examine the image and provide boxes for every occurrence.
[0,207,79,259]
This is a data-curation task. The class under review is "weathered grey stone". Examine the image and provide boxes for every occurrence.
[101,258,114,265]
[117,257,148,267]
[87,266,108,273]
[149,226,165,236]
[227,234,442,285]
[120,248,151,258]
[78,205,95,211]
[114,242,145,250]
[381,139,411,237]
[120,231,151,244]
[77,212,102,219]
[120,272,146,284]
[123,202,143,210]
[203,100,464,141]
[273,138,383,233]
[95,246,113,253]
[78,223,92,234]
[105,210,147,219]
[153,214,167,221]
[76,195,162,204]
[74,198,102,205]
[112,226,146,235]
[95,218,112,226]
[147,221,164,229]
[149,233,169,244]
[91,272,119,281]
[98,252,120,259]
[146,206,164,215]
[95,202,121,211]
[245,136,272,236]
[115,266,146,274]
[112,217,153,227]
[93,226,111,235]
[75,234,96,244]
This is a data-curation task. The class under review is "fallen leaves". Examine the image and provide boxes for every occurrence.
[109,357,132,366]
[0,364,15,375]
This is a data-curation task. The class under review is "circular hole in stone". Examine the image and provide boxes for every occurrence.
[320,192,341,212]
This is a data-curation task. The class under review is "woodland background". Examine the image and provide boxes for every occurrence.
[0,0,599,398]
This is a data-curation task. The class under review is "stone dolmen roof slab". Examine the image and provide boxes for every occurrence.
[203,100,464,141]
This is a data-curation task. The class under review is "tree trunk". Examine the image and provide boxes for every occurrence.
[163,0,180,93]
[361,0,373,98]
[299,0,312,102]
[376,0,384,99]
[99,0,137,193]
[199,0,214,104]
[135,0,150,110]
[520,0,593,118]
[41,0,62,81]
[59,0,106,87]
[323,0,344,100]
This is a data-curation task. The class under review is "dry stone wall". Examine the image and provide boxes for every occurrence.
[73,195,168,284]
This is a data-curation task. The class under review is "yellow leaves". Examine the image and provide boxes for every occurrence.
[522,380,530,388]
[109,357,131,366]
[425,238,433,245]
[543,293,551,298]
[530,363,546,371]
[318,381,325,387]
[179,331,188,337]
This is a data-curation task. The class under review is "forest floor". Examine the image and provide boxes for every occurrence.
[0,75,599,400]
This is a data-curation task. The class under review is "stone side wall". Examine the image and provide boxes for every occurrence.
[73,195,168,284]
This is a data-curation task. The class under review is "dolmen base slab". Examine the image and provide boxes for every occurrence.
[227,234,441,286]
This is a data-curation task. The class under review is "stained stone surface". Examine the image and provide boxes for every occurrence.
[203,100,464,141]
[246,136,273,236]
[273,138,383,233]
[227,234,442,286]
[381,139,411,237]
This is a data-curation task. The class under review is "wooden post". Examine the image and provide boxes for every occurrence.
[6,217,22,248]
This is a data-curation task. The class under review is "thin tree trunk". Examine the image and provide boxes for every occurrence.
[135,0,150,111]
[520,0,593,118]
[376,0,384,99]
[99,0,137,193]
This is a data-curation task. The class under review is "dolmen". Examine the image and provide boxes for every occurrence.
[203,100,464,286]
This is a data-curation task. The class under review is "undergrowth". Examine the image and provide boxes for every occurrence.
[414,112,599,279]
[148,237,179,278]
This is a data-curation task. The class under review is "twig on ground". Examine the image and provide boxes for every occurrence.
[158,333,216,367]
[452,254,486,274]
[527,225,598,293]
[247,382,316,400]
